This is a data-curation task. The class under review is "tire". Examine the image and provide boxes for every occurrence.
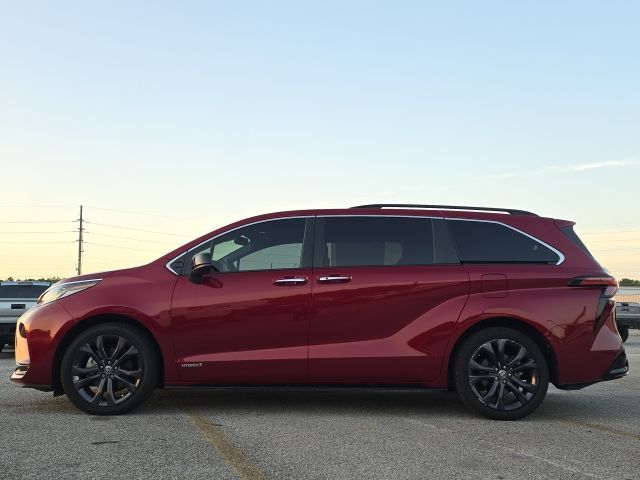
[0,343,4,353]
[619,326,629,343]
[453,327,549,420]
[60,323,159,415]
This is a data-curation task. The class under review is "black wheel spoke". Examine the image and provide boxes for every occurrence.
[109,336,128,362]
[469,359,494,373]
[95,336,109,364]
[72,366,100,376]
[105,378,116,406]
[74,373,102,390]
[117,368,143,379]
[510,359,536,373]
[506,381,529,405]
[496,382,506,410]
[494,339,507,366]
[469,374,495,382]
[91,377,107,404]
[510,376,537,392]
[481,379,499,402]
[114,374,137,394]
[113,345,138,367]
[481,343,499,364]
[507,345,527,367]
[79,344,104,366]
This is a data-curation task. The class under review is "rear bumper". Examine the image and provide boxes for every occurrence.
[602,351,629,380]
[558,349,628,390]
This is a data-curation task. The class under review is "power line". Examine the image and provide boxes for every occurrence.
[580,229,640,235]
[1,231,75,234]
[83,241,167,252]
[84,221,194,237]
[84,232,179,245]
[0,205,75,208]
[0,220,73,224]
[591,247,640,252]
[84,205,196,220]
[0,241,74,244]
[584,238,640,243]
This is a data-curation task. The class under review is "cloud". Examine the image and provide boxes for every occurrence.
[480,157,640,180]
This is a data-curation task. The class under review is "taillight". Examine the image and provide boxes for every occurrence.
[567,275,618,296]
[567,275,618,331]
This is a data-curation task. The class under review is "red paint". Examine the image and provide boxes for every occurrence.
[11,208,625,393]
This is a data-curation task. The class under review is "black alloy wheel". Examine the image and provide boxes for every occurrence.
[61,323,158,415]
[454,327,549,420]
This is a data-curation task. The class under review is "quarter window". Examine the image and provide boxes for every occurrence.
[318,217,435,267]
[446,220,560,264]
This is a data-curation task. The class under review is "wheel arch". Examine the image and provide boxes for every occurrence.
[51,313,165,395]
[446,317,559,388]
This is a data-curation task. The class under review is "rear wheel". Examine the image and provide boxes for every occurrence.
[60,323,158,415]
[618,326,629,343]
[454,327,549,420]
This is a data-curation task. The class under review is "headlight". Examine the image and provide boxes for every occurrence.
[38,279,102,305]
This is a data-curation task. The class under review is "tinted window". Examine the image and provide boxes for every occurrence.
[0,284,49,299]
[446,220,560,264]
[319,217,435,267]
[209,218,307,272]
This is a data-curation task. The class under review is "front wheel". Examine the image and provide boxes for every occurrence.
[453,327,549,420]
[619,326,629,343]
[60,323,158,415]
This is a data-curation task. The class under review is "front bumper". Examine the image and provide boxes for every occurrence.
[616,316,640,328]
[8,301,74,391]
[0,321,16,339]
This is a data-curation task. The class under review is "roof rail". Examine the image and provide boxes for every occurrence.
[350,204,538,216]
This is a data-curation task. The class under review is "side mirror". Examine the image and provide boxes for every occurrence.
[189,252,213,284]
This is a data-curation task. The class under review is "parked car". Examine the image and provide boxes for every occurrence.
[11,205,628,420]
[616,302,640,342]
[0,281,50,352]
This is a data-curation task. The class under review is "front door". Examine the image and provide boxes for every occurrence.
[171,216,314,384]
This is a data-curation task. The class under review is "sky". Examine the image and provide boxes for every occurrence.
[0,1,638,280]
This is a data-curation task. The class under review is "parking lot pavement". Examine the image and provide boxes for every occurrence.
[1,334,639,480]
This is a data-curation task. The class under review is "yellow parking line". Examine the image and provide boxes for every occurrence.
[186,410,269,480]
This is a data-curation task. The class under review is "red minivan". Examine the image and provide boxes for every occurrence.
[11,205,628,419]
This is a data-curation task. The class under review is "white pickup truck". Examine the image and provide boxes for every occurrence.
[616,301,640,343]
[0,281,50,352]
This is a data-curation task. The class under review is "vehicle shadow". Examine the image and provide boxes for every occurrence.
[135,385,640,425]
[142,387,472,418]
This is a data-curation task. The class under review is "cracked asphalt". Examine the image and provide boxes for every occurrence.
[1,333,639,480]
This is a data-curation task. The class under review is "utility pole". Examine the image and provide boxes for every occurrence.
[77,205,84,275]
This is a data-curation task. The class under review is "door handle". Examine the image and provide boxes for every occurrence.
[273,277,308,286]
[317,274,352,284]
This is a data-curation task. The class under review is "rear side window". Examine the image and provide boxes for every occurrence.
[318,217,435,267]
[446,220,560,264]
